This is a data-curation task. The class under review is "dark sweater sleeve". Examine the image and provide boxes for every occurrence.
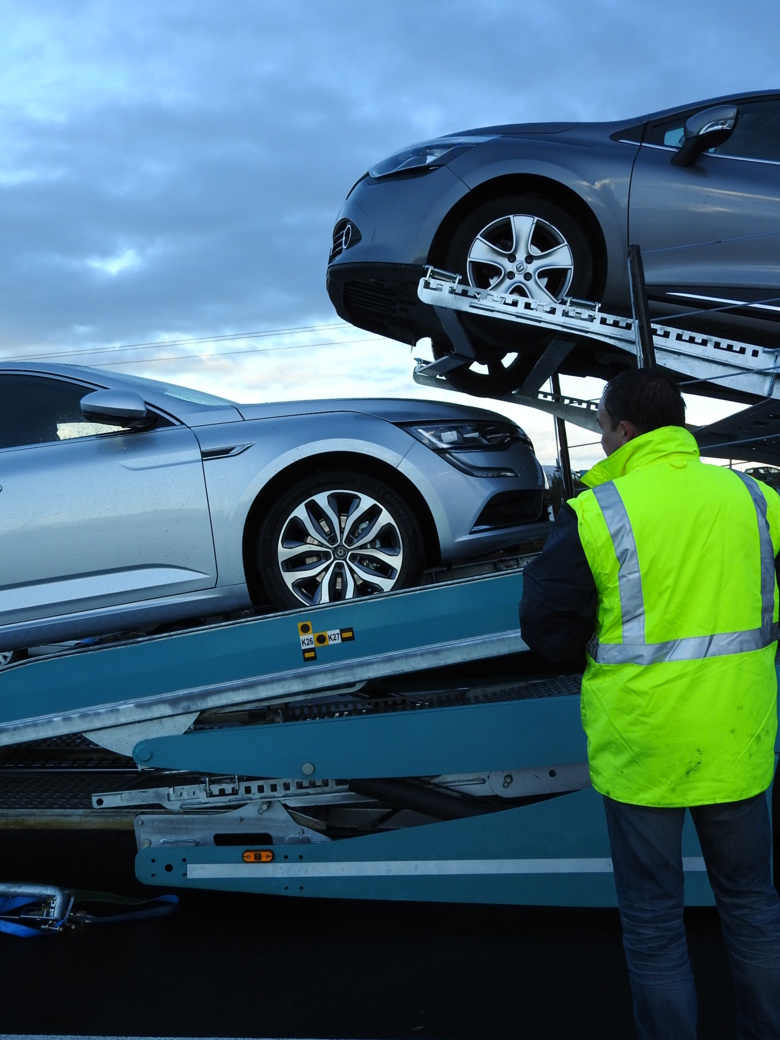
[519,503,597,667]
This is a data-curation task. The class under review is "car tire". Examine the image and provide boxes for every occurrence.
[439,194,594,395]
[257,471,424,610]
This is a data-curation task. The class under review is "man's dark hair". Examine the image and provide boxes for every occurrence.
[602,368,686,434]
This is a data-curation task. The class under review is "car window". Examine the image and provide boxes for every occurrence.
[746,466,780,488]
[91,367,235,406]
[0,374,165,449]
[713,100,780,162]
[645,100,780,162]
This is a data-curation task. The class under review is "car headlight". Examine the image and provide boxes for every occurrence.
[368,136,494,179]
[404,419,527,477]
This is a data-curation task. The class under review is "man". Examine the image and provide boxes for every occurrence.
[519,367,780,1039]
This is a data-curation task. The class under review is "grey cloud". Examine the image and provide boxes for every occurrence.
[0,0,777,372]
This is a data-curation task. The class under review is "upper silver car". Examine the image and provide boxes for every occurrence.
[327,90,780,396]
[0,362,546,651]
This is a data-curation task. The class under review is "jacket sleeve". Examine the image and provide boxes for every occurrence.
[519,503,597,668]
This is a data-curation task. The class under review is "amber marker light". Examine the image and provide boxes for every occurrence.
[243,850,274,863]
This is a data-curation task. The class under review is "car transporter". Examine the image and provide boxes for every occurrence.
[1,251,779,930]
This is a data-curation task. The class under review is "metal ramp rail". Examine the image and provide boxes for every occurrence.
[0,569,529,753]
[414,267,780,404]
[413,267,780,467]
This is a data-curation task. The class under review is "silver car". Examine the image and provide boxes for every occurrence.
[327,90,780,396]
[0,362,546,651]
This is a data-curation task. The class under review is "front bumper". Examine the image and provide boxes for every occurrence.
[327,260,444,346]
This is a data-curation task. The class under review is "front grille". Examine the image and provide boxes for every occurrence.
[343,279,403,323]
[472,491,545,532]
[341,278,443,343]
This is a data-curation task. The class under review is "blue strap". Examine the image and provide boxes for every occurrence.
[0,896,67,937]
[0,891,179,937]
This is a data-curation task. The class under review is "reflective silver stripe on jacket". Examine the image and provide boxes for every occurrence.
[588,473,779,666]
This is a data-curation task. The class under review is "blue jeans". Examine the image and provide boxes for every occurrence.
[603,792,780,1040]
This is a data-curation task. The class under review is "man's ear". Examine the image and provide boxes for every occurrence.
[619,420,639,443]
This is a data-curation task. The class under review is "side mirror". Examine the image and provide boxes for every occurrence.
[80,389,156,430]
[671,104,737,167]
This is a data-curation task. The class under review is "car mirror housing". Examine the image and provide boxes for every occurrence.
[671,104,738,167]
[80,389,156,430]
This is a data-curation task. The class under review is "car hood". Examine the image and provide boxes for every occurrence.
[455,120,577,136]
[453,116,643,142]
[236,397,516,425]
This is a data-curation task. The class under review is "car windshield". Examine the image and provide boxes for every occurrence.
[92,368,235,407]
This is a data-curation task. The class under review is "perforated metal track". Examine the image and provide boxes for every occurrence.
[0,670,583,824]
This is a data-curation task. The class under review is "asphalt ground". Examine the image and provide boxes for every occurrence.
[0,827,746,1040]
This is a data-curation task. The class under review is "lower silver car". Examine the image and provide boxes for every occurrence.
[0,362,546,652]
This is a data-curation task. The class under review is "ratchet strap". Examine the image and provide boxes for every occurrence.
[0,883,179,936]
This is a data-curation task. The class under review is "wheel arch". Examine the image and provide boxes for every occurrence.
[428,174,608,301]
[241,452,441,604]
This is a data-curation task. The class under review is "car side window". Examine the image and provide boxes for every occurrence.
[645,100,780,162]
[658,122,685,149]
[712,101,780,162]
[0,374,156,449]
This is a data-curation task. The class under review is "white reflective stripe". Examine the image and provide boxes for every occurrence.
[589,475,778,666]
[187,857,708,880]
[734,471,777,639]
[592,483,645,642]
[593,626,777,666]
[188,858,615,878]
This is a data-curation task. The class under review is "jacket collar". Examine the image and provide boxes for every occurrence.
[582,425,700,489]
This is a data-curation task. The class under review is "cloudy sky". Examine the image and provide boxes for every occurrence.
[1,0,776,466]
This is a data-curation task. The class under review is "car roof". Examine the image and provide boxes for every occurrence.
[0,360,238,410]
[633,88,780,124]
[0,360,521,427]
[454,89,780,139]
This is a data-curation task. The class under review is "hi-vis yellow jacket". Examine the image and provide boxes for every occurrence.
[571,425,780,807]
